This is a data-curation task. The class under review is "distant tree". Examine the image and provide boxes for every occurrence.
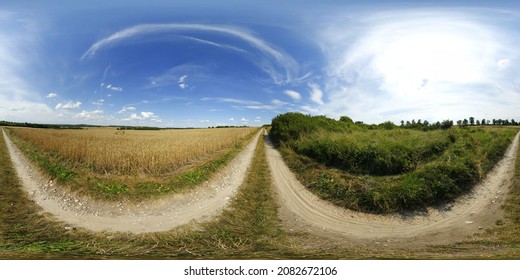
[441,120,453,130]
[481,118,486,126]
[469,117,475,126]
[400,120,404,126]
[457,120,462,127]
[476,120,480,126]
[463,119,469,127]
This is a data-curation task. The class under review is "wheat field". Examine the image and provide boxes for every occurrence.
[8,127,258,176]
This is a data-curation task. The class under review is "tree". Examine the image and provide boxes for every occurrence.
[339,116,354,124]
[469,117,475,126]
[441,120,453,130]
[482,118,486,126]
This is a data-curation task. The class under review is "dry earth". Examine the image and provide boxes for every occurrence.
[2,128,261,234]
[265,131,519,247]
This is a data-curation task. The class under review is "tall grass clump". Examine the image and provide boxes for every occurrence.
[271,113,518,213]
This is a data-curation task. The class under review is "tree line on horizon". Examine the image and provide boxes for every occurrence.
[397,117,519,131]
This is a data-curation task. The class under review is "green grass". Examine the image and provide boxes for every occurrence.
[3,128,520,259]
[271,113,518,213]
[0,130,296,259]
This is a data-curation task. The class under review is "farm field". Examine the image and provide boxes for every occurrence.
[2,126,520,259]
[5,126,258,200]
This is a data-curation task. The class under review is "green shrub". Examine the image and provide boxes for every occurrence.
[272,112,518,212]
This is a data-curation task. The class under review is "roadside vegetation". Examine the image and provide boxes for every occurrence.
[0,129,301,259]
[270,113,518,213]
[2,126,520,259]
[5,127,257,200]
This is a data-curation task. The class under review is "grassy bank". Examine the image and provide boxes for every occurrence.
[271,113,518,213]
[0,130,294,259]
[2,128,520,259]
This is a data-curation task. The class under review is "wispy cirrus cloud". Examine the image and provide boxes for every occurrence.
[201,97,262,105]
[81,23,300,85]
[283,89,302,101]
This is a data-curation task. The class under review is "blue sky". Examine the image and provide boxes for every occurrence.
[1,0,520,127]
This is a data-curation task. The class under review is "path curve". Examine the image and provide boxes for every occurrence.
[2,128,261,234]
[265,131,519,245]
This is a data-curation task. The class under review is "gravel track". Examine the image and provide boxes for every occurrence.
[3,126,518,245]
[265,131,519,246]
[2,128,261,234]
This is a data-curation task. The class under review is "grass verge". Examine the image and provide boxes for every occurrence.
[3,129,520,259]
[276,125,517,213]
[0,129,296,259]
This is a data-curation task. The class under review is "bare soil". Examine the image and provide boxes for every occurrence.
[265,132,519,247]
[2,128,261,234]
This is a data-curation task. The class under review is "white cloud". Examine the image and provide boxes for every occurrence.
[92,99,104,106]
[283,89,302,101]
[121,111,162,123]
[244,105,278,110]
[179,75,188,83]
[56,101,81,110]
[117,106,136,114]
[229,117,235,121]
[497,58,511,70]
[178,74,189,89]
[106,84,123,92]
[271,99,287,106]
[76,110,104,119]
[46,92,57,98]
[201,97,262,105]
[140,112,155,119]
[240,117,249,122]
[0,13,56,123]
[311,8,520,123]
[81,23,299,85]
[308,82,324,105]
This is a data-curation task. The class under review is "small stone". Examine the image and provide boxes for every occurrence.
[465,221,474,224]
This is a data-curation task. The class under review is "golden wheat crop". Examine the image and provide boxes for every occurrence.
[9,127,257,176]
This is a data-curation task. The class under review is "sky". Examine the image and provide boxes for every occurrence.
[1,0,520,127]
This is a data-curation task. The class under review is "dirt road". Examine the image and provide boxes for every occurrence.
[2,129,261,234]
[265,132,519,246]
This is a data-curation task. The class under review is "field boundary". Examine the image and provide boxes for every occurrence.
[266,131,520,246]
[2,128,262,234]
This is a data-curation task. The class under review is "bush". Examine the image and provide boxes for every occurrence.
[272,112,518,213]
